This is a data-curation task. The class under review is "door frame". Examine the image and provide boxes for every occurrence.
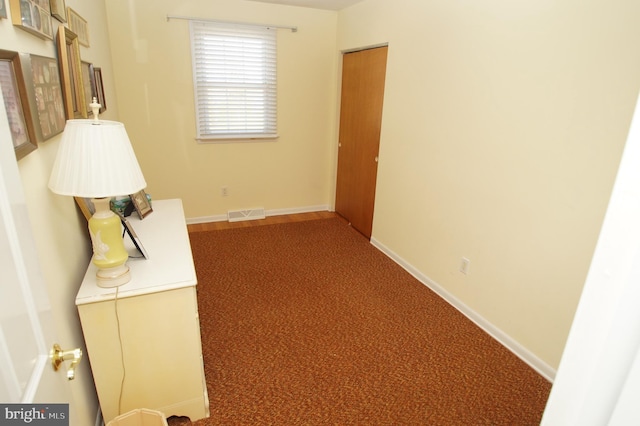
[331,43,390,213]
[333,43,389,239]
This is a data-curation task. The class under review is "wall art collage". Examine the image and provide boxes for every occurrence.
[1,0,107,160]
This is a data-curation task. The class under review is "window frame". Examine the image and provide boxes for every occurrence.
[189,21,278,142]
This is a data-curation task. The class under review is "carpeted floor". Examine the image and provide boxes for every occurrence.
[173,217,551,425]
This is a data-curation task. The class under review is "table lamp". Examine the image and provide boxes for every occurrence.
[48,100,146,287]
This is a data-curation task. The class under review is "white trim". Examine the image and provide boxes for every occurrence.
[370,236,556,382]
[265,204,330,217]
[342,42,389,54]
[186,213,228,225]
[185,205,331,225]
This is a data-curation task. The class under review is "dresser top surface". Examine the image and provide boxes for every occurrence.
[76,199,198,305]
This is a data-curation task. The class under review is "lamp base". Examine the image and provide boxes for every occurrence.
[89,198,131,288]
[96,264,131,288]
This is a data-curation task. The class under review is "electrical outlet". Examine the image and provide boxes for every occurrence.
[460,257,470,275]
[221,186,229,197]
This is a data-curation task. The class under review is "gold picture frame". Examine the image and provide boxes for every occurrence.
[9,0,53,39]
[74,197,94,221]
[0,49,38,160]
[81,61,96,117]
[49,0,65,22]
[19,53,66,142]
[93,67,106,114]
[66,7,89,47]
[56,26,86,119]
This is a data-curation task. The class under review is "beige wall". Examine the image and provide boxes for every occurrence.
[104,0,339,220]
[1,0,118,423]
[338,0,640,369]
[104,0,640,372]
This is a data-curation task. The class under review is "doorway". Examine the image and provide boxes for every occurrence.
[334,46,388,239]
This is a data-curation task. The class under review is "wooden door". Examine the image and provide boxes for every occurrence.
[335,46,388,239]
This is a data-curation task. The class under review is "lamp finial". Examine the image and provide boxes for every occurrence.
[90,97,101,122]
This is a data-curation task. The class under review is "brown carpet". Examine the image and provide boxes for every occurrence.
[175,218,551,425]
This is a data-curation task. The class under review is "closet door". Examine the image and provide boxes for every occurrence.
[335,46,388,239]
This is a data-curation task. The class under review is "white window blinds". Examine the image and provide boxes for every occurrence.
[189,21,277,141]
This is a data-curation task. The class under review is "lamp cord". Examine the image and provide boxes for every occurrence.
[114,286,126,415]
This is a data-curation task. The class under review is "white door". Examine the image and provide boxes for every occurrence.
[0,81,76,419]
[541,94,640,423]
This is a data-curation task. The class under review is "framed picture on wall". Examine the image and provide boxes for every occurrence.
[9,0,53,39]
[93,67,106,114]
[19,54,66,142]
[0,50,38,160]
[81,61,96,116]
[49,0,67,23]
[67,7,89,47]
[0,0,8,19]
[56,26,86,119]
[74,197,94,221]
[49,0,65,22]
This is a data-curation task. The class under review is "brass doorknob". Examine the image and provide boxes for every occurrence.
[50,344,82,380]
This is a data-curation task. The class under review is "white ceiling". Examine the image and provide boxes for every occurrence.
[246,0,364,11]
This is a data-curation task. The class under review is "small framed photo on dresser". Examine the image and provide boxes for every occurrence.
[121,216,149,259]
[130,189,153,219]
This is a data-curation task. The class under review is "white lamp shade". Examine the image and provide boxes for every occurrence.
[48,119,147,197]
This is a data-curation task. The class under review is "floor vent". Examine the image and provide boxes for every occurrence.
[227,208,266,223]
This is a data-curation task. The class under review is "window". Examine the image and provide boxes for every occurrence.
[189,21,277,141]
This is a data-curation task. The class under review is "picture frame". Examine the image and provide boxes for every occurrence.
[9,0,53,39]
[120,216,150,259]
[19,53,66,142]
[0,49,38,160]
[130,190,153,219]
[49,0,65,22]
[0,0,7,19]
[93,67,106,114]
[56,26,86,119]
[66,7,89,47]
[74,197,94,221]
[81,61,96,117]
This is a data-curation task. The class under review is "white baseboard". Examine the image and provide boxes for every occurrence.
[186,205,331,225]
[186,213,227,225]
[370,237,556,382]
[265,204,331,217]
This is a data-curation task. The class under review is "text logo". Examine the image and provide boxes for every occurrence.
[0,404,68,425]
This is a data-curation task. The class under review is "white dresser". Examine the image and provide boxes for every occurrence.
[75,199,210,424]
